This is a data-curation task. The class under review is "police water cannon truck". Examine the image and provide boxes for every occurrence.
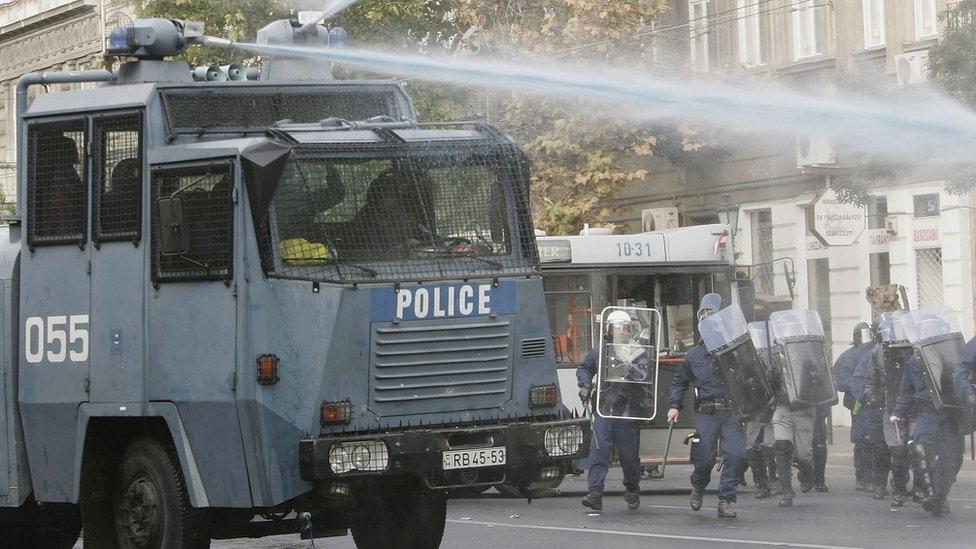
[0,17,587,548]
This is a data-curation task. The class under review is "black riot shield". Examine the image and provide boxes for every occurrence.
[916,333,967,411]
[702,307,774,422]
[778,336,838,408]
[881,342,914,413]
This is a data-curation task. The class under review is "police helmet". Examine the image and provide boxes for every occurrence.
[604,310,632,341]
[697,293,722,321]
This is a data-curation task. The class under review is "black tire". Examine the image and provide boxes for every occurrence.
[351,482,446,549]
[111,437,208,549]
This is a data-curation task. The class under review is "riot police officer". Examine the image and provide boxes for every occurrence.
[833,322,875,491]
[745,321,778,499]
[577,310,648,511]
[667,293,746,518]
[850,322,888,497]
[766,311,820,507]
[892,313,966,516]
[862,312,913,507]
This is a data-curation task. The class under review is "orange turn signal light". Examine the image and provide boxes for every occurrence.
[257,354,279,385]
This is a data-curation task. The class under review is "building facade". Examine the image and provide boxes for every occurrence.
[617,0,970,426]
[0,0,133,205]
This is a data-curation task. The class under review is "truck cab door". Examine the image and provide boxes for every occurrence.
[19,117,92,501]
[88,113,145,402]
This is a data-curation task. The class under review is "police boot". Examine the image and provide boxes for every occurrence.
[581,491,603,511]
[717,499,737,518]
[774,440,795,507]
[890,447,910,508]
[797,461,815,494]
[689,486,704,512]
[763,446,780,495]
[624,489,640,511]
[747,448,770,499]
[813,443,828,492]
[853,442,869,491]
[871,443,890,500]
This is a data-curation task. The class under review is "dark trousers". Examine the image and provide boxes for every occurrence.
[690,409,746,502]
[912,412,965,502]
[813,408,828,485]
[586,415,641,492]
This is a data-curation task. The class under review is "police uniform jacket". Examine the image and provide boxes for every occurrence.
[893,356,935,420]
[668,343,728,410]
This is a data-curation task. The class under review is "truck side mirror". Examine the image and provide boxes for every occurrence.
[157,196,190,255]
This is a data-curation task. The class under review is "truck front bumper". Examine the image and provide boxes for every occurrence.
[298,417,589,487]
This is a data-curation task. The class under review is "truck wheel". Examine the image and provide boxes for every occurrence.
[351,483,446,549]
[113,438,208,549]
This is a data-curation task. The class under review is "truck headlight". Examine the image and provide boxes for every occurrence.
[329,440,389,474]
[544,425,584,457]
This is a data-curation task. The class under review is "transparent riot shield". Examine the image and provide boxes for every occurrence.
[770,309,837,408]
[748,321,775,370]
[701,305,774,422]
[595,307,661,420]
[895,307,967,410]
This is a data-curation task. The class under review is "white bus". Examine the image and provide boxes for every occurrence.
[538,223,737,469]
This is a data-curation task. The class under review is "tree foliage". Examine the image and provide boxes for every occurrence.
[928,0,976,107]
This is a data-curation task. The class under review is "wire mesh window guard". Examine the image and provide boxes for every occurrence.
[26,119,87,247]
[257,140,539,283]
[751,209,774,294]
[92,113,143,243]
[915,247,943,309]
[151,162,234,282]
[161,87,401,135]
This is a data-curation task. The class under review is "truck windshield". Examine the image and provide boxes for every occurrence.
[258,146,538,282]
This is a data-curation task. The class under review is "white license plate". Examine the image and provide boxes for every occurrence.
[442,447,507,470]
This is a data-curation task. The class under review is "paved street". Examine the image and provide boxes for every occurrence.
[197,429,976,549]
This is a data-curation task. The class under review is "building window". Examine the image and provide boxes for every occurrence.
[914,0,938,40]
[738,0,763,66]
[863,0,885,48]
[793,0,820,60]
[915,247,943,309]
[689,0,710,72]
[807,257,832,350]
[867,196,888,229]
[751,209,773,294]
[913,193,940,217]
[869,252,891,286]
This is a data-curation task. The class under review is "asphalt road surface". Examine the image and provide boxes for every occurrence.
[76,430,976,548]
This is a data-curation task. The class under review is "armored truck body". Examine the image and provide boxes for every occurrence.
[0,40,586,547]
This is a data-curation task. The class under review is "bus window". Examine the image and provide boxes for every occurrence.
[544,275,593,366]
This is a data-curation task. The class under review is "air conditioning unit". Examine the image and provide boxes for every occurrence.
[796,132,836,168]
[894,51,929,86]
[641,207,679,232]
[885,216,898,236]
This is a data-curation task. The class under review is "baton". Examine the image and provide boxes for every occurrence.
[890,416,903,447]
[585,398,599,450]
[650,420,676,479]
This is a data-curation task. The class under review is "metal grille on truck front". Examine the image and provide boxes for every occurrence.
[255,131,540,283]
[369,316,515,416]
